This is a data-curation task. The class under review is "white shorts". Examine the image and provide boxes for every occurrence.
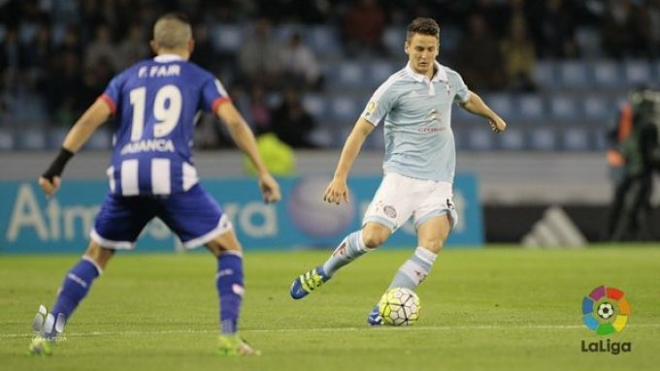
[363,172,457,232]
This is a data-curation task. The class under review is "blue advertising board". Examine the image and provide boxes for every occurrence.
[0,175,483,253]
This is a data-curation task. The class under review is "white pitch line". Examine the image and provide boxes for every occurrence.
[1,324,659,339]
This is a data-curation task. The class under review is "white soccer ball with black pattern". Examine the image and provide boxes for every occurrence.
[378,288,421,326]
[597,302,615,320]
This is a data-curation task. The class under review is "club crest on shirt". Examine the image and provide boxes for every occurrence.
[365,101,377,117]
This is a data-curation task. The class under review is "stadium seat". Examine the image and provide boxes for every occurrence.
[583,96,612,121]
[383,27,405,56]
[592,60,622,88]
[498,128,525,150]
[575,27,603,59]
[562,127,589,151]
[467,128,494,150]
[517,94,545,122]
[452,104,480,124]
[86,129,112,150]
[592,128,608,150]
[338,62,364,88]
[330,96,359,122]
[48,127,68,149]
[309,125,335,148]
[485,94,514,121]
[532,61,556,89]
[558,61,590,88]
[18,128,46,150]
[0,129,13,150]
[307,26,341,57]
[212,24,243,53]
[530,128,556,150]
[549,96,580,121]
[302,94,326,120]
[624,60,651,87]
[370,60,397,88]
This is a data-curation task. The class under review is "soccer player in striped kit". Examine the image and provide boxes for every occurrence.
[29,13,280,356]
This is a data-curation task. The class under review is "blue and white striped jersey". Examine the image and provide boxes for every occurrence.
[100,54,229,196]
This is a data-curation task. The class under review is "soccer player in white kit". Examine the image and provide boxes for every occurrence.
[290,17,507,325]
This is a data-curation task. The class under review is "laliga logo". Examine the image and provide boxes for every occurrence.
[581,285,632,355]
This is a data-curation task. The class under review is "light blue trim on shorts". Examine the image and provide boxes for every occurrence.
[415,208,457,230]
[363,215,397,232]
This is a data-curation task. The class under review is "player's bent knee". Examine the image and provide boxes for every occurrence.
[362,224,391,249]
[84,241,115,269]
[206,230,243,256]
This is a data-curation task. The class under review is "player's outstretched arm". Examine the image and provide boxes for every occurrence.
[324,118,376,205]
[216,102,282,204]
[39,99,113,197]
[460,91,507,133]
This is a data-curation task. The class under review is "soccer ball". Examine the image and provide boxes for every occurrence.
[378,288,421,326]
[597,302,615,320]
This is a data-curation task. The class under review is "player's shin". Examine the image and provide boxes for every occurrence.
[46,257,102,338]
[388,246,437,290]
[322,230,371,277]
[216,251,244,335]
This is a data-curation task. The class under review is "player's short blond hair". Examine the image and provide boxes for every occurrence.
[153,13,192,50]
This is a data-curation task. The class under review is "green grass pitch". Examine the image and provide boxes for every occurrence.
[1,246,659,371]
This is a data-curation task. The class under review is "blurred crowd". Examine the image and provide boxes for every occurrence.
[1,0,660,149]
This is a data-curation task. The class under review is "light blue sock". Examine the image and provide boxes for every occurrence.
[388,247,437,290]
[322,231,369,277]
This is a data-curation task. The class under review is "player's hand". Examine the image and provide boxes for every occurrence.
[258,173,281,204]
[323,178,350,205]
[38,176,61,198]
[489,116,507,133]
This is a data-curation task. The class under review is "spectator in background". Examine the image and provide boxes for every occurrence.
[271,88,316,148]
[500,16,536,92]
[455,14,505,91]
[648,0,660,57]
[343,0,387,56]
[605,88,660,241]
[58,25,83,59]
[279,33,323,90]
[21,23,52,90]
[191,23,217,72]
[529,0,577,58]
[84,24,118,72]
[601,0,646,59]
[116,23,149,70]
[238,19,283,89]
[0,28,21,91]
[249,85,273,135]
[46,51,84,126]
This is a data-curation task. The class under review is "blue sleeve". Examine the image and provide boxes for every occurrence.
[100,72,129,115]
[361,79,398,126]
[201,76,231,113]
[449,70,470,104]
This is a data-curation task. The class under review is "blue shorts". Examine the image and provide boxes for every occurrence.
[90,185,232,250]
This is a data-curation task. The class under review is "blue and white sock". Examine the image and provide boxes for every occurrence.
[216,252,244,335]
[322,231,370,277]
[48,257,102,337]
[388,247,437,290]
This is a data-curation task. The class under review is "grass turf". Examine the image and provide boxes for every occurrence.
[1,246,659,371]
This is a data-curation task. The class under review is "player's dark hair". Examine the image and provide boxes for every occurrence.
[406,17,440,41]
